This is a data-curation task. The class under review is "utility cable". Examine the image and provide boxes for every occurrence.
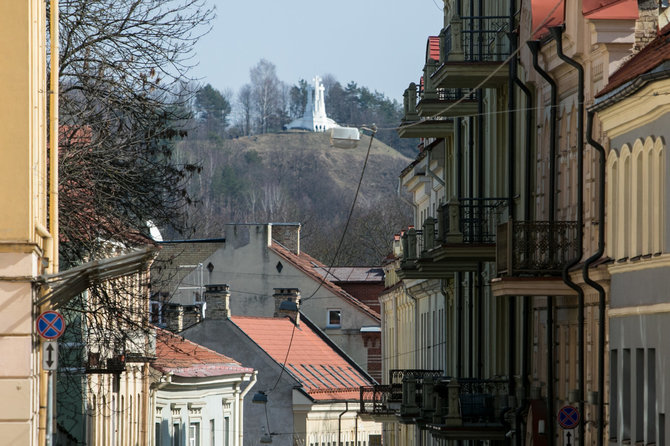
[268,127,377,394]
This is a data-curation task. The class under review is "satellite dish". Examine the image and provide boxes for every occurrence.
[329,126,361,149]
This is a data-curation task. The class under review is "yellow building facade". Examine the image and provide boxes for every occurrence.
[0,1,56,445]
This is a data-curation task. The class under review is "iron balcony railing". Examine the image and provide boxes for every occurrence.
[438,198,508,244]
[359,385,398,417]
[441,16,511,63]
[496,220,580,276]
[361,374,511,427]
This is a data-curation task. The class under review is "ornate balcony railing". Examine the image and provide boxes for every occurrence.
[438,198,508,244]
[441,16,511,63]
[359,385,399,417]
[496,220,579,276]
[400,225,440,262]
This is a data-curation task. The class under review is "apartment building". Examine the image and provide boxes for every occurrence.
[361,1,668,446]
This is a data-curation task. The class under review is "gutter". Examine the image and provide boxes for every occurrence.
[584,109,606,446]
[238,371,258,446]
[338,401,349,446]
[551,26,585,446]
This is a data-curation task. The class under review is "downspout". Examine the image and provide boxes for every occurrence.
[239,371,258,446]
[527,41,557,221]
[514,72,533,446]
[398,178,418,218]
[456,114,464,379]
[527,38,558,446]
[507,0,518,403]
[427,148,446,187]
[585,110,606,446]
[551,26,585,446]
[338,401,349,446]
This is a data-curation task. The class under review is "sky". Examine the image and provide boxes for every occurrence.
[191,0,445,103]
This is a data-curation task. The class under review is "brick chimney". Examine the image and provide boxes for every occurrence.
[635,0,660,53]
[273,288,300,325]
[269,223,301,255]
[164,304,184,332]
[205,284,231,320]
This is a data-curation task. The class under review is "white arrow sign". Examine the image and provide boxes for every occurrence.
[42,341,58,371]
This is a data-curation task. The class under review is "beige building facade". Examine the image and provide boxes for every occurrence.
[0,1,57,444]
[363,1,670,446]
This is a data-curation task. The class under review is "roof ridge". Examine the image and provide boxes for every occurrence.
[268,243,381,321]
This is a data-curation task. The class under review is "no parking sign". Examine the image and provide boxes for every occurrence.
[36,311,66,340]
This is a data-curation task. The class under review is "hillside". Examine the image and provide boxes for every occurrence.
[176,130,414,264]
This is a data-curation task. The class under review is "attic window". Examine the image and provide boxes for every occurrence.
[327,309,341,328]
[276,261,283,273]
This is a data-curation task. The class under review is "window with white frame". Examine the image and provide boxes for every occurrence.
[327,309,341,328]
[189,422,200,446]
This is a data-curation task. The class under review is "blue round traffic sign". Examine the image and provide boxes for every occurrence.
[558,405,580,430]
[36,311,66,340]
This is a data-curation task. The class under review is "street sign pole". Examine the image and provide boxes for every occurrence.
[47,370,53,446]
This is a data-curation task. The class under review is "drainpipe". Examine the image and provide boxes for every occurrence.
[551,26,585,446]
[338,401,349,446]
[527,38,558,446]
[427,148,446,187]
[507,0,518,404]
[239,371,258,446]
[585,110,606,446]
[514,45,533,446]
[527,41,557,222]
[514,48,533,446]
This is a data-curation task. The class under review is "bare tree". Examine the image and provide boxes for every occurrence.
[249,59,284,133]
[237,84,253,136]
[51,0,214,440]
[55,0,214,265]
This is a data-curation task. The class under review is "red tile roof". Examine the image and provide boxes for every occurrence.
[230,316,372,400]
[153,328,253,378]
[428,36,440,62]
[583,0,637,19]
[597,22,670,97]
[269,242,381,321]
[531,0,565,40]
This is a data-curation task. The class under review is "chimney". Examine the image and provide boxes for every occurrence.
[205,284,231,320]
[273,288,300,326]
[164,304,184,332]
[634,1,660,53]
[182,305,202,329]
[269,223,301,255]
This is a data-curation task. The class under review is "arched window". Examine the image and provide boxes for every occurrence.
[632,140,644,256]
[618,145,632,260]
[653,138,666,253]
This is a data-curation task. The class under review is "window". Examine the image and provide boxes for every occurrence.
[189,422,200,446]
[223,417,230,446]
[210,419,215,446]
[327,309,341,328]
[173,422,181,446]
[155,422,161,446]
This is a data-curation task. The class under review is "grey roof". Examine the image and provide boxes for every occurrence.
[311,266,384,283]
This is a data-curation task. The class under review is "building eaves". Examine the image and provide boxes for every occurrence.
[269,243,381,321]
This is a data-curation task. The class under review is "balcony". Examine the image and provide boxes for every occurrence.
[398,82,454,139]
[360,373,511,440]
[491,220,580,297]
[359,385,399,422]
[358,369,441,423]
[398,198,507,278]
[431,17,511,89]
[426,378,511,441]
[85,352,127,374]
